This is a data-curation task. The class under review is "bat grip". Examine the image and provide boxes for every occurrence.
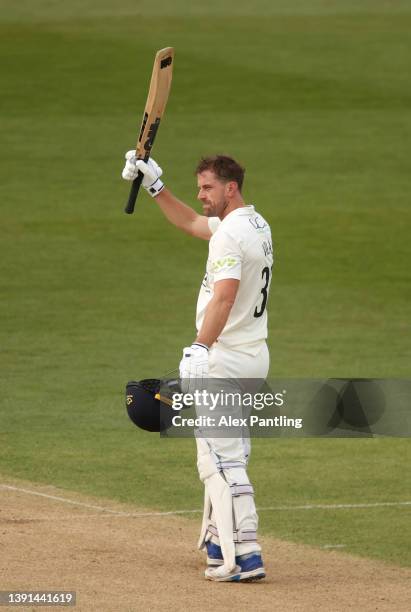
[124,171,144,214]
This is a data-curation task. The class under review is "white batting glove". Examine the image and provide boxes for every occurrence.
[122,150,140,180]
[122,151,164,197]
[179,343,209,394]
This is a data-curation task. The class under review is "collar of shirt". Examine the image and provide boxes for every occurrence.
[220,204,255,226]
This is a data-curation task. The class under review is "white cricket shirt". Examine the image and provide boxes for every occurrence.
[196,205,273,354]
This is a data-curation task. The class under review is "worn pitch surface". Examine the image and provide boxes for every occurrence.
[1,480,410,612]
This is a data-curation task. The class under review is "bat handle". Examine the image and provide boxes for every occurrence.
[124,171,144,214]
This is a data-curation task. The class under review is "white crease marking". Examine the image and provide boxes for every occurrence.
[1,484,410,517]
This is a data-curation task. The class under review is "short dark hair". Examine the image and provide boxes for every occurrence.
[195,155,245,192]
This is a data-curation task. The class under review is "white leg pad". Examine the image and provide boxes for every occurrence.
[198,488,211,551]
[205,473,236,573]
[202,464,262,557]
[196,437,236,573]
[223,466,261,557]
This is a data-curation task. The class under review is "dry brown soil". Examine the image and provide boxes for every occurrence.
[0,478,410,611]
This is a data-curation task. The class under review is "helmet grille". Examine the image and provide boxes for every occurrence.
[138,379,161,395]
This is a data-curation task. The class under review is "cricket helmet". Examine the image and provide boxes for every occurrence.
[126,378,177,433]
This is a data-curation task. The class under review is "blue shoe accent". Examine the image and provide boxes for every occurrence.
[236,553,266,581]
[206,541,223,565]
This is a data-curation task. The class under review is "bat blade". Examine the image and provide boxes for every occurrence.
[125,47,174,214]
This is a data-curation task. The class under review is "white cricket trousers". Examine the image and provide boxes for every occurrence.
[197,341,269,556]
[206,341,269,463]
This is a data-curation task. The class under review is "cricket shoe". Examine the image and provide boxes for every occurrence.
[236,552,266,582]
[205,542,265,582]
[204,564,241,582]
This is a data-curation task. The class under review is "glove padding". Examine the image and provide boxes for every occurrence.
[122,152,164,197]
[179,343,209,394]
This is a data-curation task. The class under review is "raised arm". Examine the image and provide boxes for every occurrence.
[154,188,211,240]
[122,153,211,240]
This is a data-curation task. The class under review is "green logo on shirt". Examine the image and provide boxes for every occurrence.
[211,257,238,273]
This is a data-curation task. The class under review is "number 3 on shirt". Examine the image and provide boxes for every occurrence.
[254,266,272,318]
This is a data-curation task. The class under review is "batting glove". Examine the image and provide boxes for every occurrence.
[122,152,164,197]
[179,343,209,394]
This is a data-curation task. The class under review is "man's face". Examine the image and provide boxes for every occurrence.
[197,170,230,218]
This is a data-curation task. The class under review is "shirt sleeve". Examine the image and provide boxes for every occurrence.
[210,229,242,282]
[208,217,221,234]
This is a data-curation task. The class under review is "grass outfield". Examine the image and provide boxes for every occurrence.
[1,0,410,567]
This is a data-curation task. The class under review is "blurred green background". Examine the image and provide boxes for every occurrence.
[0,0,410,566]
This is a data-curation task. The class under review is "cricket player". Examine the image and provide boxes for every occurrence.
[122,153,273,582]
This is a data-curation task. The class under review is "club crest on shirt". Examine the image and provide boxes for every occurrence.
[249,215,267,231]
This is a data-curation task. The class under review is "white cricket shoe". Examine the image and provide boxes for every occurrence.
[204,564,241,582]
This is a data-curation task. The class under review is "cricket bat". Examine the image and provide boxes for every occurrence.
[124,47,174,214]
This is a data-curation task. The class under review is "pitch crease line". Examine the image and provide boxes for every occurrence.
[0,484,199,516]
[258,501,411,511]
[1,484,410,516]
